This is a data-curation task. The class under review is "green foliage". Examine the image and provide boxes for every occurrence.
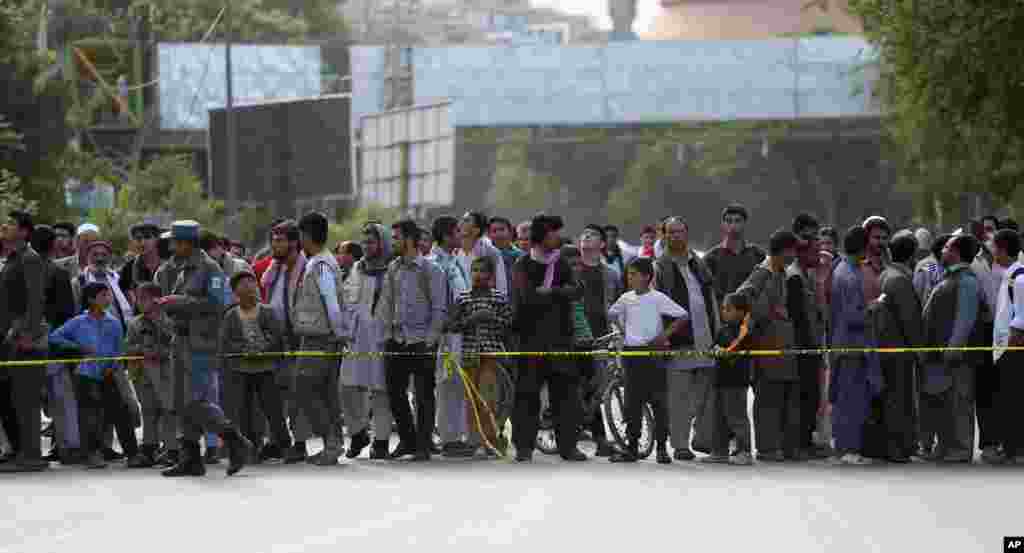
[848,0,1024,218]
[328,204,402,247]
[0,169,38,216]
[132,0,348,43]
[0,115,24,153]
[89,154,223,253]
[486,142,565,213]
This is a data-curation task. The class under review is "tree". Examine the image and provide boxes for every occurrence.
[848,0,1024,221]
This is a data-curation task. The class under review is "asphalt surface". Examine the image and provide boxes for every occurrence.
[1,437,1019,553]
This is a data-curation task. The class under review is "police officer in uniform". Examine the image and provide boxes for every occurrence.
[156,221,251,477]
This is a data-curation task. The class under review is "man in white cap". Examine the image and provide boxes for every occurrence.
[56,223,101,281]
[156,220,251,477]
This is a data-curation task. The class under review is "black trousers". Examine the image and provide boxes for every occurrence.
[181,400,231,442]
[578,355,606,441]
[0,372,21,453]
[622,351,669,449]
[512,356,580,456]
[385,341,435,453]
[998,351,1024,458]
[711,385,752,455]
[753,378,801,456]
[882,354,916,458]
[103,374,138,458]
[224,370,290,449]
[975,331,1001,449]
[5,361,45,461]
[797,355,821,450]
[76,376,106,454]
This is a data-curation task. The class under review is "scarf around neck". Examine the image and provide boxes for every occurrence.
[530,247,561,288]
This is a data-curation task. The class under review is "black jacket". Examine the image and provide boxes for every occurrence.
[511,255,581,350]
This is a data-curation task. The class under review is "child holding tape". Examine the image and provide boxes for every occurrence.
[48,282,125,470]
[446,255,513,457]
[607,257,690,464]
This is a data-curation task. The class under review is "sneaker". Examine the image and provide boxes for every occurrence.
[700,453,731,464]
[839,453,873,465]
[729,451,754,466]
[673,449,695,461]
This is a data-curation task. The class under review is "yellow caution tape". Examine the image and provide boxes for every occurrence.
[0,345,1015,368]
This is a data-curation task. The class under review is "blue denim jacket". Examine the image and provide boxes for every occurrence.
[49,312,124,381]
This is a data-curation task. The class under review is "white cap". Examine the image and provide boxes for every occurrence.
[76,223,100,236]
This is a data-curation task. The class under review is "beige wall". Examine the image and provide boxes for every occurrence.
[644,0,862,40]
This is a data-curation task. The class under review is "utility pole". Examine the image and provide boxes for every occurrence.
[224,0,239,236]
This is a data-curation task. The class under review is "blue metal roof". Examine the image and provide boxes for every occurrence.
[352,37,877,128]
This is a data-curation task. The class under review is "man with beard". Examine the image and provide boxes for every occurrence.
[870,231,923,463]
[260,220,312,463]
[922,233,983,463]
[340,222,395,460]
[380,219,448,461]
[71,240,140,462]
[655,217,717,462]
[57,223,101,281]
[0,211,48,472]
[510,214,587,463]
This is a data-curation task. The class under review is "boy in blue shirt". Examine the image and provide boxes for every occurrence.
[49,282,124,469]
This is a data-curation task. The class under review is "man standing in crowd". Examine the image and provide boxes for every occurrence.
[57,223,101,281]
[0,211,48,472]
[292,212,348,466]
[119,221,162,304]
[516,220,532,253]
[922,233,982,463]
[577,224,621,455]
[787,214,829,459]
[334,241,362,281]
[156,220,233,476]
[340,222,394,460]
[705,204,766,306]
[738,230,801,462]
[72,241,133,330]
[261,220,311,463]
[53,222,77,260]
[511,214,587,463]
[488,216,523,289]
[428,215,473,457]
[380,219,448,461]
[829,226,879,465]
[603,224,630,279]
[654,217,717,461]
[32,226,78,464]
[973,216,1005,464]
[200,230,251,281]
[992,229,1024,465]
[871,231,923,463]
[914,234,951,305]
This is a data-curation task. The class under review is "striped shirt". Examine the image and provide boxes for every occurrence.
[446,289,513,355]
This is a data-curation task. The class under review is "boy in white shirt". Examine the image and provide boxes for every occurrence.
[607,258,689,463]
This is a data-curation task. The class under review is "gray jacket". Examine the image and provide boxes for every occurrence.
[218,304,284,373]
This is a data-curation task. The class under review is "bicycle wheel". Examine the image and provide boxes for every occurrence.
[536,383,560,455]
[601,379,655,459]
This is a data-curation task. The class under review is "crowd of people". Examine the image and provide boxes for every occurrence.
[0,203,1022,476]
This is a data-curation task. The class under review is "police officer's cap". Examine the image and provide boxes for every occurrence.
[130,220,161,238]
[171,220,201,241]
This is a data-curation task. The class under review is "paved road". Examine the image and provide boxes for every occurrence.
[1,440,1018,553]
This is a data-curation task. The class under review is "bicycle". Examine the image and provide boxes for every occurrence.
[535,331,654,459]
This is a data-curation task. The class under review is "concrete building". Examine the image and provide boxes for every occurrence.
[645,0,863,40]
[341,0,606,45]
